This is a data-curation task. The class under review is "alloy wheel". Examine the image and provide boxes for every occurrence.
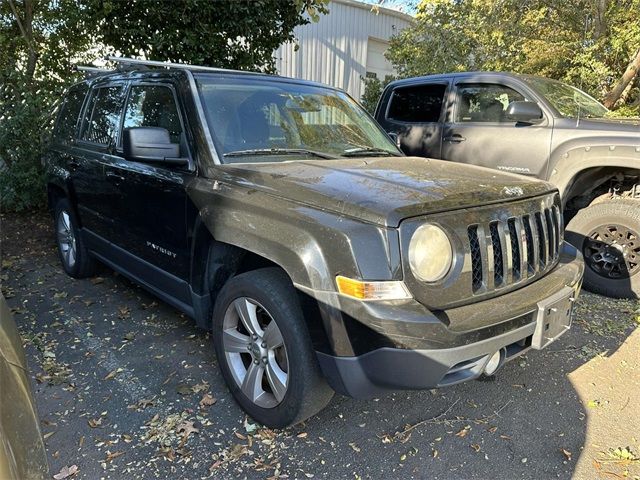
[583,223,640,279]
[222,297,289,408]
[57,210,77,269]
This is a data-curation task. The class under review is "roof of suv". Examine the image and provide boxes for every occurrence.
[77,67,344,94]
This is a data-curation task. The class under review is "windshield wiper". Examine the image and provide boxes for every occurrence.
[223,148,338,159]
[341,147,401,157]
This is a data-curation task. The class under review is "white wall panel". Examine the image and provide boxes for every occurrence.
[274,0,413,100]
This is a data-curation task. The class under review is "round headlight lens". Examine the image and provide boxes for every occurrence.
[408,224,453,282]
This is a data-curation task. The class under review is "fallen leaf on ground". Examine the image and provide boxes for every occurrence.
[88,418,102,428]
[455,426,471,437]
[177,421,199,439]
[53,465,78,480]
[199,393,216,408]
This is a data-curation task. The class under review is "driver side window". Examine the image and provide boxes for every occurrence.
[123,85,183,144]
[456,84,526,123]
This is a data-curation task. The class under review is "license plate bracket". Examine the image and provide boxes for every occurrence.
[532,287,575,350]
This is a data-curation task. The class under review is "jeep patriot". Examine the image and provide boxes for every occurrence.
[44,58,584,427]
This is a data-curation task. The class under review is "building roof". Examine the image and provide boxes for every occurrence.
[333,0,415,23]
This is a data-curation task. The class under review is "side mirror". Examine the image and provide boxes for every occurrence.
[505,101,543,123]
[387,132,400,148]
[122,127,188,166]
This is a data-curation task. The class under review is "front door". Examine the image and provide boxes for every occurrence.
[441,81,553,178]
[108,82,193,289]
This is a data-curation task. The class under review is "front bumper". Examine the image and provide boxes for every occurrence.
[317,242,584,398]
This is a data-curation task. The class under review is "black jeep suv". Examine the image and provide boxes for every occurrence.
[44,58,584,427]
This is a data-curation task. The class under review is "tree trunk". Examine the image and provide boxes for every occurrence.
[603,47,640,109]
[8,0,37,80]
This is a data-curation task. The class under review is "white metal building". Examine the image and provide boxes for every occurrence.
[273,0,414,100]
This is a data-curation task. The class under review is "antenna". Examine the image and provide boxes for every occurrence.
[106,56,261,75]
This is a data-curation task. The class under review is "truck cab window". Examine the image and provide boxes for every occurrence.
[387,84,447,123]
[456,84,526,123]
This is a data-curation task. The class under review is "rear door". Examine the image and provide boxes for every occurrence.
[73,82,127,241]
[376,81,450,158]
[108,81,193,287]
[441,79,553,177]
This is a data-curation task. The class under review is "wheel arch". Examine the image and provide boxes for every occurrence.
[549,141,640,205]
[189,220,332,352]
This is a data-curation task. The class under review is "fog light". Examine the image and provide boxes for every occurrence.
[484,350,504,376]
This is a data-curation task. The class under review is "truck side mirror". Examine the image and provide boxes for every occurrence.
[505,101,543,123]
[387,132,400,147]
[122,127,188,166]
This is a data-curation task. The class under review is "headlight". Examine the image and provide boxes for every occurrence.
[408,224,453,282]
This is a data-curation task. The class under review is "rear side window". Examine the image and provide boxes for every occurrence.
[54,84,88,143]
[387,84,447,123]
[123,85,183,143]
[80,86,124,145]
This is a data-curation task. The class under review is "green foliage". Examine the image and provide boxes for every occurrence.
[387,0,640,109]
[86,0,329,73]
[0,0,91,212]
[0,0,328,212]
[361,76,395,114]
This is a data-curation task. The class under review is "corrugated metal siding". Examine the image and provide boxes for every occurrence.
[274,0,413,100]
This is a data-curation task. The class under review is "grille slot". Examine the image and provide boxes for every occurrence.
[507,218,521,280]
[534,212,547,268]
[467,206,560,294]
[468,226,483,292]
[489,222,504,286]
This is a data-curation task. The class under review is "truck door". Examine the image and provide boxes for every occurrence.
[441,80,552,177]
[377,81,449,158]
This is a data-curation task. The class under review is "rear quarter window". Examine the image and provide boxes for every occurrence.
[54,84,89,143]
[387,84,447,123]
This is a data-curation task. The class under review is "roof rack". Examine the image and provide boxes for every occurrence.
[106,56,261,75]
[74,65,115,78]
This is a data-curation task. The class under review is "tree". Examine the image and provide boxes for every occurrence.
[387,0,640,113]
[0,0,96,211]
[86,0,329,72]
[0,0,328,211]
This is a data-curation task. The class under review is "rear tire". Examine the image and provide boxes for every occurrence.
[212,267,334,428]
[566,199,640,298]
[54,198,96,278]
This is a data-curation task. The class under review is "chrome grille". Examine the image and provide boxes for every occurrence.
[467,205,562,293]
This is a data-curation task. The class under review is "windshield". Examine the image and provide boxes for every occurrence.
[194,74,400,163]
[523,76,609,119]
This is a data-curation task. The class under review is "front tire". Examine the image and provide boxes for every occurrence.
[212,268,334,428]
[54,198,96,278]
[566,199,640,298]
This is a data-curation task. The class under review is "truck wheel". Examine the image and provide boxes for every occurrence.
[212,267,334,428]
[566,200,640,298]
[54,198,96,278]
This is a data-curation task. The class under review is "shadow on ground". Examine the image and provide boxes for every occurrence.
[1,211,638,479]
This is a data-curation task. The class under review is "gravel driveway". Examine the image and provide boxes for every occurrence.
[1,211,639,480]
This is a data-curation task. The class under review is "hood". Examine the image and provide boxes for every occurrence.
[568,116,640,133]
[215,157,554,227]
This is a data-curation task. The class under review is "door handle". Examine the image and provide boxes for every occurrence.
[106,171,125,183]
[444,134,466,143]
